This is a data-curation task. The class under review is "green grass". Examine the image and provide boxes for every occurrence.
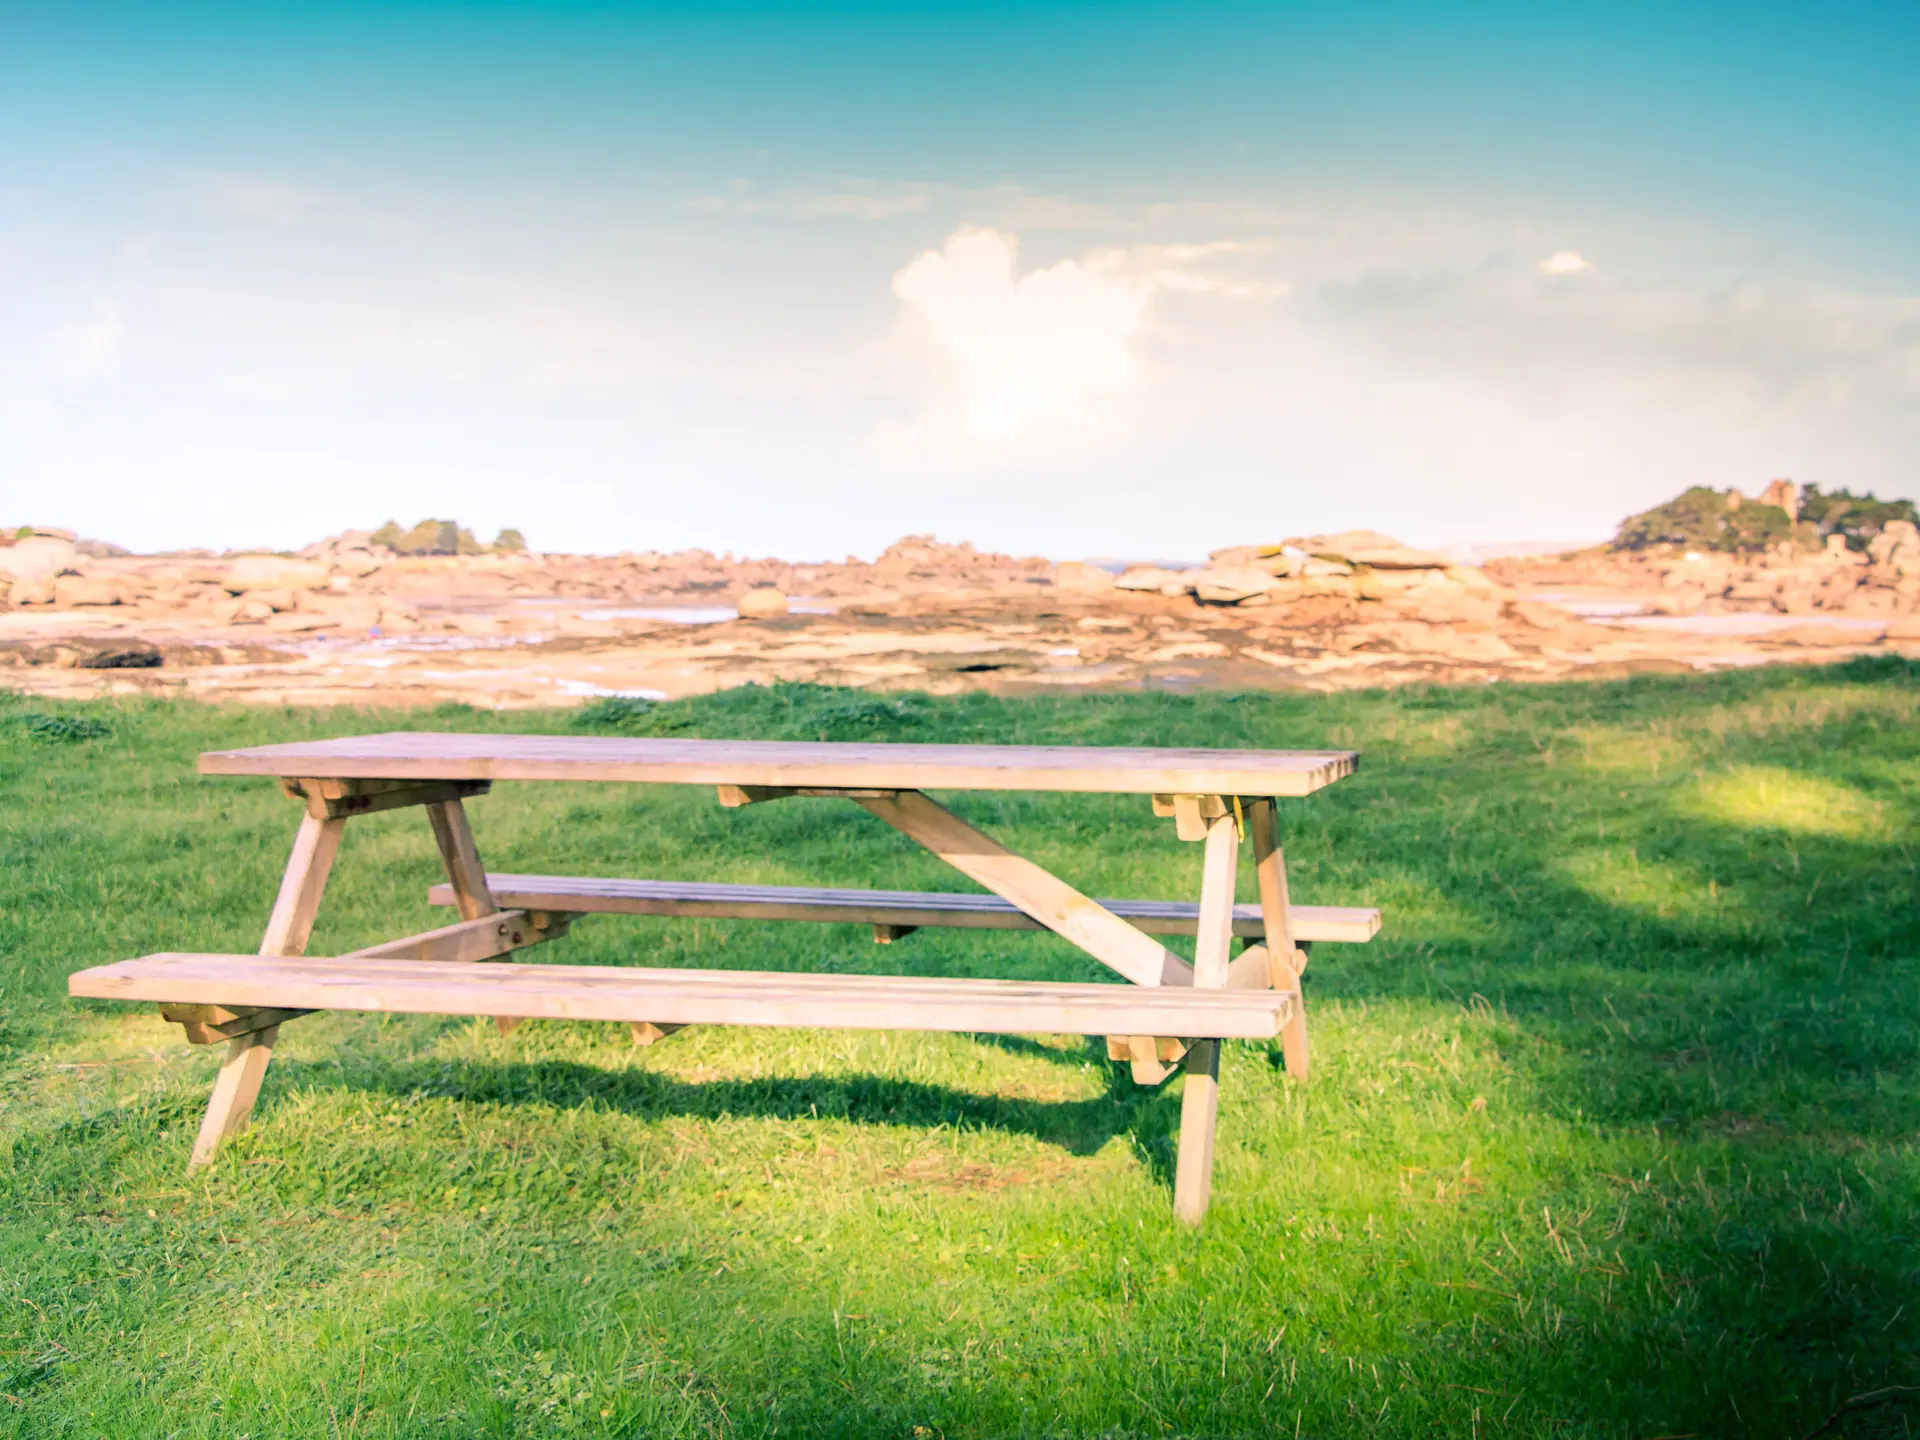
[2,668,1918,1438]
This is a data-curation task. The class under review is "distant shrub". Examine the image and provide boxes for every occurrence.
[1613,486,1799,553]
[369,518,483,556]
[368,518,524,555]
[1799,485,1918,552]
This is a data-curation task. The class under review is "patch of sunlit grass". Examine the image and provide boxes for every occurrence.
[1683,765,1891,840]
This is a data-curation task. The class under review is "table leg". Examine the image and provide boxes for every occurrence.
[1172,808,1239,1225]
[188,812,345,1171]
[1249,798,1309,1081]
[1173,1039,1220,1225]
[423,797,530,1035]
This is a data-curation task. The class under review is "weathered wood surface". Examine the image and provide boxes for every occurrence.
[72,954,1297,1039]
[280,776,491,821]
[426,873,1382,944]
[187,809,344,1170]
[1172,1039,1222,1225]
[853,790,1190,987]
[1250,797,1311,1079]
[348,909,569,965]
[200,733,1358,797]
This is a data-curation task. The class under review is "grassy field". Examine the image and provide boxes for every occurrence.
[2,665,1917,1438]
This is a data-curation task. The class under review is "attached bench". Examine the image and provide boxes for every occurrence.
[71,953,1298,1040]
[428,873,1382,946]
[68,731,1376,1225]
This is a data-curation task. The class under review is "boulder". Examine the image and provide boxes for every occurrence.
[223,556,331,594]
[737,587,791,619]
[51,576,120,607]
[330,551,385,580]
[10,576,56,605]
[1190,565,1283,605]
[1115,565,1187,593]
[1649,586,1707,616]
[1206,543,1286,567]
[1395,583,1503,625]
[1300,573,1357,597]
[1052,562,1116,593]
[1293,530,1451,570]
[1508,600,1577,629]
[0,536,78,580]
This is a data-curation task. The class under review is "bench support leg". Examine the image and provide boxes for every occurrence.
[1170,808,1240,1223]
[1173,1039,1221,1224]
[188,811,345,1171]
[426,798,526,1035]
[1249,798,1309,1081]
[190,1026,282,1168]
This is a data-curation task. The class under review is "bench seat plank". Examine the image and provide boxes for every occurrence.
[427,873,1382,944]
[71,954,1295,1040]
[199,733,1357,798]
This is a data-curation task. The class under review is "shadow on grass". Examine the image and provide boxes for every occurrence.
[276,1050,1187,1184]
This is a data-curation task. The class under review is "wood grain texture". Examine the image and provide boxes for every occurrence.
[282,777,491,820]
[1191,812,1240,990]
[426,873,1383,944]
[258,813,345,958]
[70,954,1296,1040]
[854,790,1192,988]
[1250,797,1310,1080]
[199,732,1359,797]
[426,799,497,921]
[188,1027,281,1169]
[1172,1039,1222,1225]
[347,909,566,965]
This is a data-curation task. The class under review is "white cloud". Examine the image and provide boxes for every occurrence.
[1540,250,1593,275]
[42,298,123,383]
[890,228,1153,437]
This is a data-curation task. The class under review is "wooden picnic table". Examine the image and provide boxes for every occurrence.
[69,732,1373,1224]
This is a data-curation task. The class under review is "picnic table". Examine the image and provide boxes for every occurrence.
[68,732,1376,1224]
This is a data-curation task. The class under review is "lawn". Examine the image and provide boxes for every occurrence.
[2,665,1917,1438]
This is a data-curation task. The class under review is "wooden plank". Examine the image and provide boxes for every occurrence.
[1250,798,1310,1080]
[429,873,1383,944]
[71,954,1296,1040]
[1171,808,1237,1224]
[282,776,490,821]
[426,799,497,920]
[716,784,898,806]
[348,909,567,964]
[189,1025,283,1168]
[161,1004,309,1045]
[187,810,344,1170]
[259,813,345,958]
[199,733,1360,798]
[1191,811,1239,989]
[629,1021,685,1046]
[1172,1039,1221,1225]
[423,796,520,1033]
[853,791,1193,988]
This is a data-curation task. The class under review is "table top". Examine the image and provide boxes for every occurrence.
[200,731,1359,797]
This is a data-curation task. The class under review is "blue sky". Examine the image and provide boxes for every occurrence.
[4,2,1916,558]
